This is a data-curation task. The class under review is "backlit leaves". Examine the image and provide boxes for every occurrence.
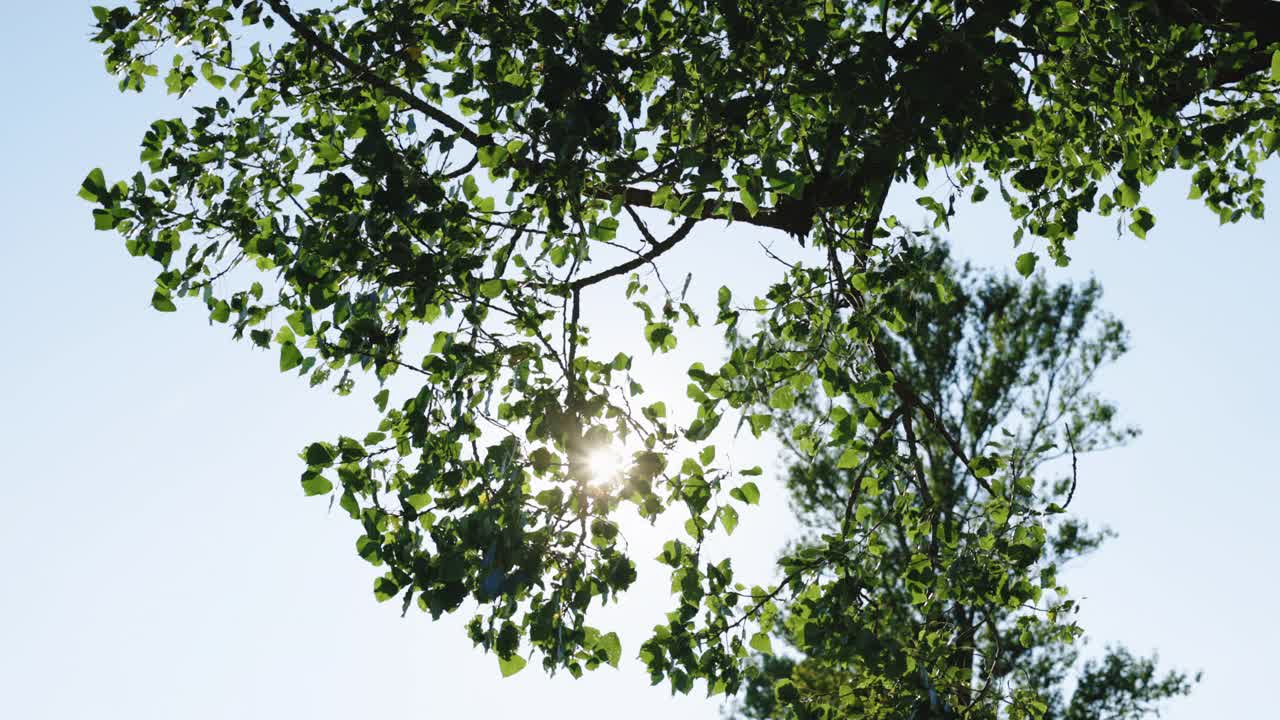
[498,654,527,678]
[82,0,1268,715]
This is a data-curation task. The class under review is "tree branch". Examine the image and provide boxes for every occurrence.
[1063,425,1079,510]
[597,186,814,237]
[872,340,995,495]
[842,405,905,535]
[568,215,698,290]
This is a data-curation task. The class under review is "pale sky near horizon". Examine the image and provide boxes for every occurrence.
[3,5,1278,720]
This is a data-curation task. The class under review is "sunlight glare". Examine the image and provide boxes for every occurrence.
[586,446,626,489]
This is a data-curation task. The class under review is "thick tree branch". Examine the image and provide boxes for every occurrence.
[1153,0,1280,110]
[1167,0,1280,34]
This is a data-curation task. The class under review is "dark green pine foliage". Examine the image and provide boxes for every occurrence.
[731,241,1195,719]
[82,2,1272,718]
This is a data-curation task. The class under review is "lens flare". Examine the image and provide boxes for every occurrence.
[586,447,625,488]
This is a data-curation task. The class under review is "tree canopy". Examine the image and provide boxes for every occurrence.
[81,1,1277,718]
[732,243,1194,719]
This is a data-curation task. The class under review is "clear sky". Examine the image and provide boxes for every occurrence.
[3,5,1277,719]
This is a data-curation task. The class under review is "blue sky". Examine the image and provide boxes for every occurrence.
[2,5,1277,719]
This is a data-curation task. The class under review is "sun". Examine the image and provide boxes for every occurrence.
[586,446,626,488]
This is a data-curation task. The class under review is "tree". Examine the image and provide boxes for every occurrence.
[730,241,1195,719]
[80,2,1275,718]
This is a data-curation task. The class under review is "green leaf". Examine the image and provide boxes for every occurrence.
[836,448,861,469]
[1055,1,1078,27]
[644,322,677,352]
[1015,252,1037,277]
[1272,50,1280,81]
[719,505,739,535]
[750,632,773,655]
[79,168,106,202]
[769,385,795,410]
[731,481,761,505]
[92,209,116,230]
[746,413,772,437]
[1129,207,1156,239]
[200,61,225,89]
[1013,166,1047,191]
[498,653,527,677]
[529,447,554,474]
[304,442,335,467]
[279,342,303,371]
[479,279,503,299]
[150,289,176,312]
[699,445,716,466]
[373,576,399,602]
[1118,182,1140,208]
[775,678,800,703]
[599,631,622,668]
[300,472,333,496]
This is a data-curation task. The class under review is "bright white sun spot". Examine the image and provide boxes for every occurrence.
[586,446,626,488]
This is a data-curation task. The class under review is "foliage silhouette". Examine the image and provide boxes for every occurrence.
[83,2,1274,717]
